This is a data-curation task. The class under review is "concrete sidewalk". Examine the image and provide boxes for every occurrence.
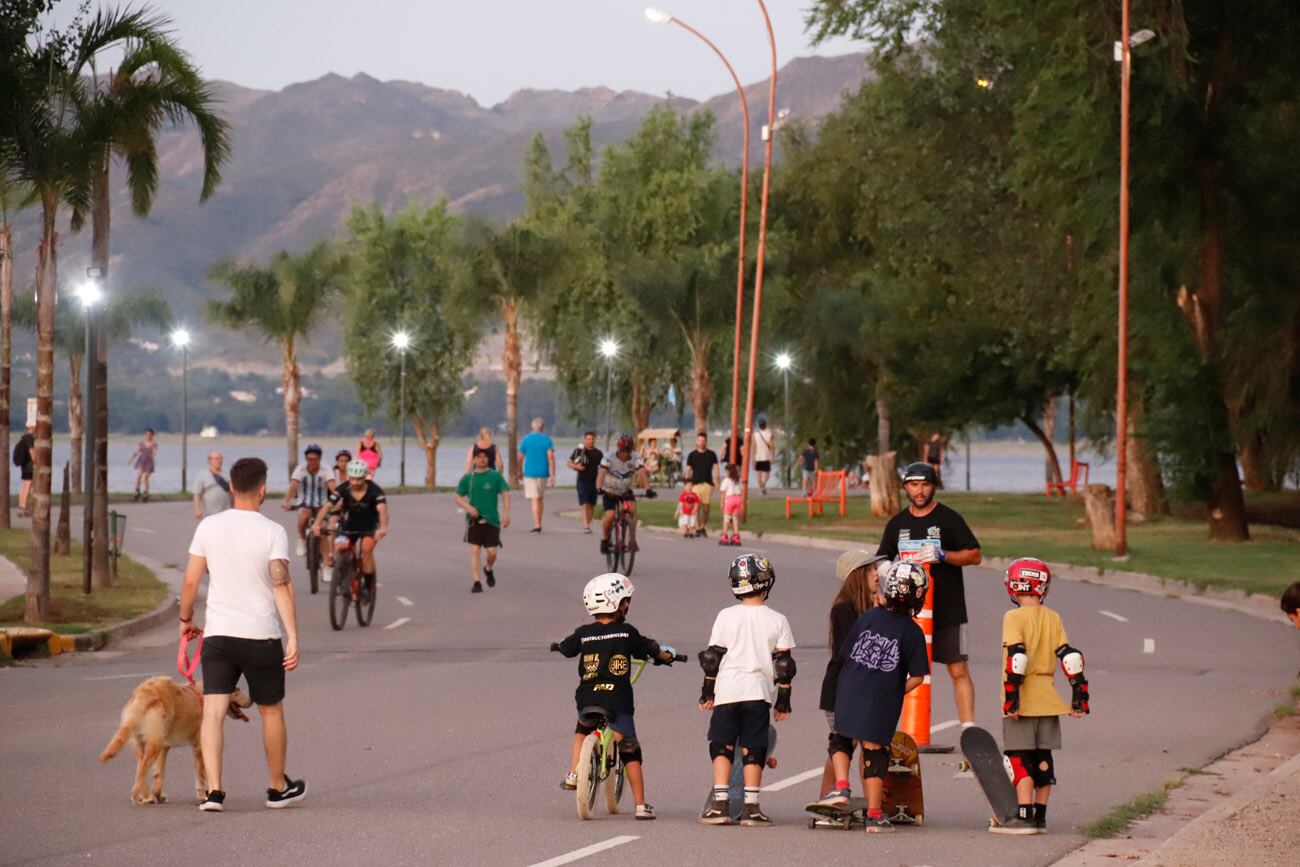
[1058,704,1299,866]
[0,552,24,601]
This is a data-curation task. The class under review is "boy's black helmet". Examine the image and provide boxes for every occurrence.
[881,561,929,615]
[902,462,938,484]
[729,554,775,597]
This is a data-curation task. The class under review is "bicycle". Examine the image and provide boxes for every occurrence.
[550,650,687,820]
[303,505,327,595]
[329,531,376,630]
[605,498,636,576]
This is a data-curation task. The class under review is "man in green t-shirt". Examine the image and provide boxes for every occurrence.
[453,449,511,594]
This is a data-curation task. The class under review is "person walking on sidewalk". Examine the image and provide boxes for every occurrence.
[13,423,34,516]
[193,451,231,519]
[453,448,510,594]
[875,461,982,731]
[128,428,158,502]
[752,420,775,494]
[566,431,602,534]
[517,417,554,533]
[178,457,306,813]
[683,432,720,537]
[464,426,505,473]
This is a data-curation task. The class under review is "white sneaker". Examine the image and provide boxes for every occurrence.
[295,538,307,557]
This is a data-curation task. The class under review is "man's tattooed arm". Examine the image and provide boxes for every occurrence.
[271,559,292,586]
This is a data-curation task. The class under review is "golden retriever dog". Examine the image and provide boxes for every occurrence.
[100,676,251,805]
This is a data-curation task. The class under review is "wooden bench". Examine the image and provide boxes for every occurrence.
[1046,460,1090,496]
[786,469,848,519]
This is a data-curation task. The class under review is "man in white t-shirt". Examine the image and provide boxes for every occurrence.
[179,457,306,813]
[698,554,796,827]
[752,420,775,494]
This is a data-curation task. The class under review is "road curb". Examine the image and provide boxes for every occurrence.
[72,591,178,652]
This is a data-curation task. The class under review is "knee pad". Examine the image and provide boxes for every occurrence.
[575,720,596,736]
[1031,750,1055,787]
[1005,750,1034,787]
[709,742,735,762]
[617,737,643,765]
[741,745,767,767]
[860,745,889,780]
[827,732,854,758]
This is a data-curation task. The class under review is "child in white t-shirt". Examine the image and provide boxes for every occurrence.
[718,463,743,547]
[698,554,796,826]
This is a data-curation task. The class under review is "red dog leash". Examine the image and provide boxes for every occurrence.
[178,629,249,722]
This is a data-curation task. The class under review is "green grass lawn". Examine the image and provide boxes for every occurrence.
[638,492,1298,598]
[0,529,167,632]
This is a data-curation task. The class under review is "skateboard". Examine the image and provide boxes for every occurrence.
[882,730,924,825]
[960,725,1018,827]
[805,796,870,830]
[699,724,778,821]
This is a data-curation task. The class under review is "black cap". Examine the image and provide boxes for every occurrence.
[902,462,938,484]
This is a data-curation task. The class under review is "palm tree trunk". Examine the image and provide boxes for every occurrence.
[630,379,652,434]
[0,224,12,530]
[68,356,83,496]
[875,393,890,455]
[413,413,439,487]
[689,338,713,439]
[91,155,111,587]
[27,198,57,624]
[282,346,300,483]
[502,299,521,480]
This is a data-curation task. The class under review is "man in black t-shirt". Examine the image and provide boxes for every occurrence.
[683,432,720,537]
[875,462,981,728]
[566,430,603,534]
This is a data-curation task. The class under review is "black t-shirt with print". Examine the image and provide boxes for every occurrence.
[876,502,980,628]
[833,606,929,743]
[557,620,661,715]
[569,446,603,484]
[328,480,387,534]
[685,448,719,486]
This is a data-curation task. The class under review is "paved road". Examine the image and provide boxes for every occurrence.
[2,493,1295,866]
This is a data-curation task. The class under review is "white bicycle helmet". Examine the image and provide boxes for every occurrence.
[346,459,370,479]
[583,572,634,614]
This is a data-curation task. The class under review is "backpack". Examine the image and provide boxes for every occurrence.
[12,437,29,467]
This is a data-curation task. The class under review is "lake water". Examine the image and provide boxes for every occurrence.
[22,434,1116,494]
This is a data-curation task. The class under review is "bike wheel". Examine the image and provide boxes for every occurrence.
[605,752,624,814]
[604,524,621,573]
[329,554,350,630]
[575,734,600,820]
[621,518,636,577]
[307,535,320,595]
[356,569,376,626]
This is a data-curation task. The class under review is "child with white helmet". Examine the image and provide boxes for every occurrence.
[551,573,679,820]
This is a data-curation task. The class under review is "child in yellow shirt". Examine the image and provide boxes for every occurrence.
[997,557,1090,835]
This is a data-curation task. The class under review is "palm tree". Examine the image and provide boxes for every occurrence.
[12,289,170,500]
[207,244,338,480]
[72,19,229,588]
[0,6,160,622]
[0,174,36,530]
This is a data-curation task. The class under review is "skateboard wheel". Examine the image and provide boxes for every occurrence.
[808,818,817,829]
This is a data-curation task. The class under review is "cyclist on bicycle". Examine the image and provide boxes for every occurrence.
[597,434,651,557]
[312,459,387,591]
[552,573,679,820]
[328,449,352,493]
[283,443,330,559]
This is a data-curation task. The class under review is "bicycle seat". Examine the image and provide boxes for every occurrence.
[579,705,614,725]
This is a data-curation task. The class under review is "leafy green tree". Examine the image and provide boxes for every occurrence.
[340,201,475,486]
[207,243,339,481]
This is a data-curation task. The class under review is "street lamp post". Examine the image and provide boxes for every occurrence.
[170,329,191,492]
[78,270,103,595]
[775,352,792,489]
[599,338,619,450]
[645,7,750,466]
[391,330,412,488]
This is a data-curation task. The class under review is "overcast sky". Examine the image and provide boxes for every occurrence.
[71,1,862,105]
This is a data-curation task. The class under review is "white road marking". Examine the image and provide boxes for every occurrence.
[133,527,157,534]
[396,596,413,607]
[930,719,961,734]
[527,835,639,867]
[384,617,410,630]
[762,766,824,792]
[1099,610,1129,622]
[1143,638,1155,654]
[84,672,158,681]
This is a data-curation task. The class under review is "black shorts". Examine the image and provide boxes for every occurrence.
[465,520,501,548]
[576,478,598,507]
[20,465,32,481]
[707,699,770,749]
[931,623,969,664]
[602,491,635,512]
[200,635,285,705]
[755,461,771,473]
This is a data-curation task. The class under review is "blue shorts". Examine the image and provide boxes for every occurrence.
[576,478,598,507]
[575,709,636,740]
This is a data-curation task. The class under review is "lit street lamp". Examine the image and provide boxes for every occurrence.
[599,338,620,450]
[170,328,191,492]
[391,330,412,487]
[78,268,103,595]
[774,352,792,489]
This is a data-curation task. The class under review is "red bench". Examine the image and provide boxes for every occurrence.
[786,470,848,519]
[1046,460,1090,496]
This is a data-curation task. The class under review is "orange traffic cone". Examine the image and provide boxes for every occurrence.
[900,564,955,753]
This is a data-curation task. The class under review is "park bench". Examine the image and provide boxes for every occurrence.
[1046,459,1090,497]
[785,469,848,519]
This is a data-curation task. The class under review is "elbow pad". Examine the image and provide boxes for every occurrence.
[699,645,727,703]
[773,650,796,714]
[1056,644,1089,714]
[1003,642,1027,715]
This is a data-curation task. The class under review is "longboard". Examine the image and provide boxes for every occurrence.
[882,730,924,825]
[960,725,1018,827]
[804,796,869,830]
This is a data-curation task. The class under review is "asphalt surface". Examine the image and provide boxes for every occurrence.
[1,491,1296,866]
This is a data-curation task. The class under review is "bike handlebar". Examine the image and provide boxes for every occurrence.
[549,644,687,665]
